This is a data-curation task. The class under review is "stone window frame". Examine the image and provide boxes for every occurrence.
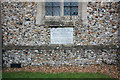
[45,0,80,17]
[36,1,88,25]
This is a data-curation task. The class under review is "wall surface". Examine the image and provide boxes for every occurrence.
[1,2,119,46]
[3,49,117,67]
[1,2,120,72]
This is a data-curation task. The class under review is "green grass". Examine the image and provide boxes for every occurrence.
[2,71,111,78]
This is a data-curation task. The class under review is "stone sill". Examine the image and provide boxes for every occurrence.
[49,25,74,28]
[2,44,120,50]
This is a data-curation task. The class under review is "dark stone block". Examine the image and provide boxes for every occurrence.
[10,63,21,68]
[26,18,30,21]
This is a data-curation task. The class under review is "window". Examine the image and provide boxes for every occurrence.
[50,28,73,44]
[64,1,78,15]
[45,2,60,16]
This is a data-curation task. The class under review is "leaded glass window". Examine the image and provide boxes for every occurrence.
[45,2,60,16]
[64,1,78,15]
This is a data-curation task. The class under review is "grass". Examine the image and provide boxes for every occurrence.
[2,71,111,78]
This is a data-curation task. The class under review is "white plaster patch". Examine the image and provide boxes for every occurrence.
[50,27,73,44]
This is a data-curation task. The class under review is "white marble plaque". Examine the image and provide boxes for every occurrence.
[50,28,73,44]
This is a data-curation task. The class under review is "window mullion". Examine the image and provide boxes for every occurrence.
[52,2,53,16]
[70,2,71,16]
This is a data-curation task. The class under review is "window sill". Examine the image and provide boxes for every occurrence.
[44,16,80,25]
